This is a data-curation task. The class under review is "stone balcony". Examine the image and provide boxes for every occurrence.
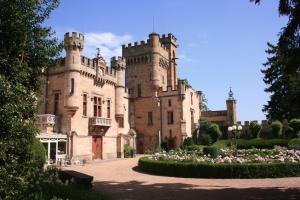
[89,117,112,127]
[36,114,56,134]
[37,114,56,125]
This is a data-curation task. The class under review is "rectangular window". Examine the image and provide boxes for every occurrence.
[191,92,193,105]
[167,111,174,125]
[93,97,102,117]
[168,99,172,107]
[137,84,141,97]
[148,112,153,126]
[83,94,87,116]
[70,78,75,94]
[117,117,124,128]
[54,93,59,115]
[107,100,111,118]
[162,76,165,84]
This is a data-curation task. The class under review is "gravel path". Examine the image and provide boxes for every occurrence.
[67,156,300,200]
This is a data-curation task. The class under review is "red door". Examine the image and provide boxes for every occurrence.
[138,141,144,154]
[92,136,102,159]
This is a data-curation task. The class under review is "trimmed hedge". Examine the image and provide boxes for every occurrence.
[37,183,111,200]
[138,157,300,178]
[213,139,289,149]
[288,138,300,150]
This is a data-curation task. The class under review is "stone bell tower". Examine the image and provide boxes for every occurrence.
[226,87,237,126]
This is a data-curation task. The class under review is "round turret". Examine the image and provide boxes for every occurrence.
[112,56,126,87]
[111,56,126,70]
[64,32,84,51]
[149,32,160,49]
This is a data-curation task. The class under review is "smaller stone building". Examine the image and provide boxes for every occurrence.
[201,88,237,134]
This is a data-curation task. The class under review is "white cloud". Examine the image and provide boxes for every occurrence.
[53,27,133,65]
[83,32,133,64]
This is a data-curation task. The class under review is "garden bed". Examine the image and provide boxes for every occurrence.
[139,156,300,178]
[139,148,300,178]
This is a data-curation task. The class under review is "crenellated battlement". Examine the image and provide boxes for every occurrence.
[111,56,126,70]
[64,32,84,51]
[64,32,84,40]
[122,33,175,50]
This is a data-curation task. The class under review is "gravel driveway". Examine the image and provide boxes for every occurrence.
[67,156,300,200]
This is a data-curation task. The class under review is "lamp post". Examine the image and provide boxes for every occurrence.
[154,96,163,149]
[228,125,242,148]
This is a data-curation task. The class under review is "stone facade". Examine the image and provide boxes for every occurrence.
[123,33,201,153]
[36,31,201,161]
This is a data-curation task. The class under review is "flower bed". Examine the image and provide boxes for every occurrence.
[138,148,300,178]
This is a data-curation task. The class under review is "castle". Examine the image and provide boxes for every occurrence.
[36,31,235,162]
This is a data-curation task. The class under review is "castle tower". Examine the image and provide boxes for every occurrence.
[226,87,237,126]
[63,32,84,114]
[112,56,126,118]
[149,32,161,90]
[160,33,178,89]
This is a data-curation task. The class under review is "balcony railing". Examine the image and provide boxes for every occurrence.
[89,117,112,127]
[37,114,56,125]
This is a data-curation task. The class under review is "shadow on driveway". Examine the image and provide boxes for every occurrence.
[93,180,300,200]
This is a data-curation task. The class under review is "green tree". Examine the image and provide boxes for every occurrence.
[200,92,210,112]
[198,120,222,144]
[289,118,300,138]
[271,120,283,138]
[249,121,261,138]
[251,0,300,120]
[0,0,61,199]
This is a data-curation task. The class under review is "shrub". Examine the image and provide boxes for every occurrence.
[182,137,194,149]
[201,134,213,145]
[31,138,46,168]
[288,138,300,150]
[212,139,289,149]
[59,170,93,189]
[198,120,222,144]
[208,124,222,142]
[139,157,300,178]
[187,145,205,151]
[37,183,110,200]
[249,121,261,138]
[203,146,220,158]
[124,144,133,158]
[289,118,300,138]
[271,121,283,138]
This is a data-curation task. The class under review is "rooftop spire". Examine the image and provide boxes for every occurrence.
[228,87,234,100]
[96,48,101,58]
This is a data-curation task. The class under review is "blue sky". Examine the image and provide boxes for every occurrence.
[46,0,287,123]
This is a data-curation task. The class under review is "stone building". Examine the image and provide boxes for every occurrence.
[123,33,201,153]
[37,32,134,162]
[201,88,237,134]
[36,31,201,162]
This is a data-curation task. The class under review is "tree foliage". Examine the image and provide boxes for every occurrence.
[251,0,300,120]
[249,121,261,138]
[200,92,210,112]
[198,120,222,144]
[271,120,283,138]
[0,0,61,199]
